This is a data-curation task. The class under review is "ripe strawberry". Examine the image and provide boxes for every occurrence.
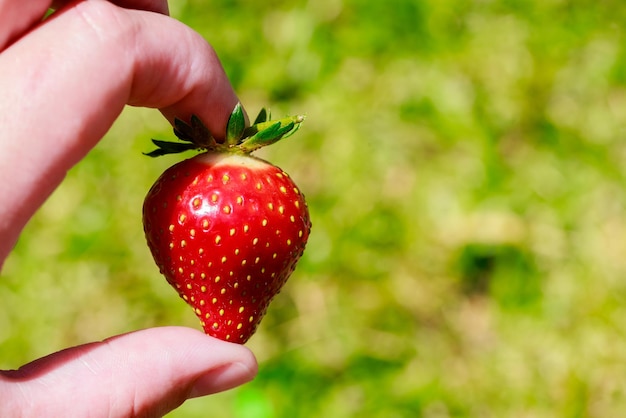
[142,104,311,344]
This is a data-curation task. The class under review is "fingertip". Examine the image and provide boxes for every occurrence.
[179,326,259,389]
[107,327,259,411]
[189,359,257,398]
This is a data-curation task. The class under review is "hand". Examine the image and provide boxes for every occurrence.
[0,1,258,416]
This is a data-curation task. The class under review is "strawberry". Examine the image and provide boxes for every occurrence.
[142,104,311,344]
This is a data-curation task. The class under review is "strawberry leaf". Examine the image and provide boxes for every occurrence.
[173,128,192,142]
[238,122,296,152]
[146,108,304,157]
[226,103,246,146]
[144,140,198,157]
[242,115,304,138]
[173,118,195,142]
[190,115,216,148]
[253,108,270,124]
[171,115,217,149]
[277,120,302,139]
[238,114,305,153]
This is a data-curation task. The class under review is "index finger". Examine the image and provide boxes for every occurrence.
[0,0,240,263]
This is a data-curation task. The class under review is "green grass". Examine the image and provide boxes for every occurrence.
[4,0,626,416]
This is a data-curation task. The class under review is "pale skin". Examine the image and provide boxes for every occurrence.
[0,0,258,416]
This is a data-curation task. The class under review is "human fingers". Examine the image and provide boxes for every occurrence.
[0,327,258,417]
[52,0,169,15]
[0,0,169,51]
[0,0,48,50]
[0,0,240,263]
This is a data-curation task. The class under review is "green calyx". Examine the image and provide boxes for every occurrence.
[145,103,305,157]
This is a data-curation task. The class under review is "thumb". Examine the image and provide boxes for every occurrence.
[0,327,258,417]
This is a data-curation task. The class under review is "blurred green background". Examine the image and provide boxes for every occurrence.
[4,0,626,416]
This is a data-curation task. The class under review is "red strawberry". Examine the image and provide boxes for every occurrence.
[142,104,311,344]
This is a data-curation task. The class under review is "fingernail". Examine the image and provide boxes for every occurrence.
[190,362,256,398]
